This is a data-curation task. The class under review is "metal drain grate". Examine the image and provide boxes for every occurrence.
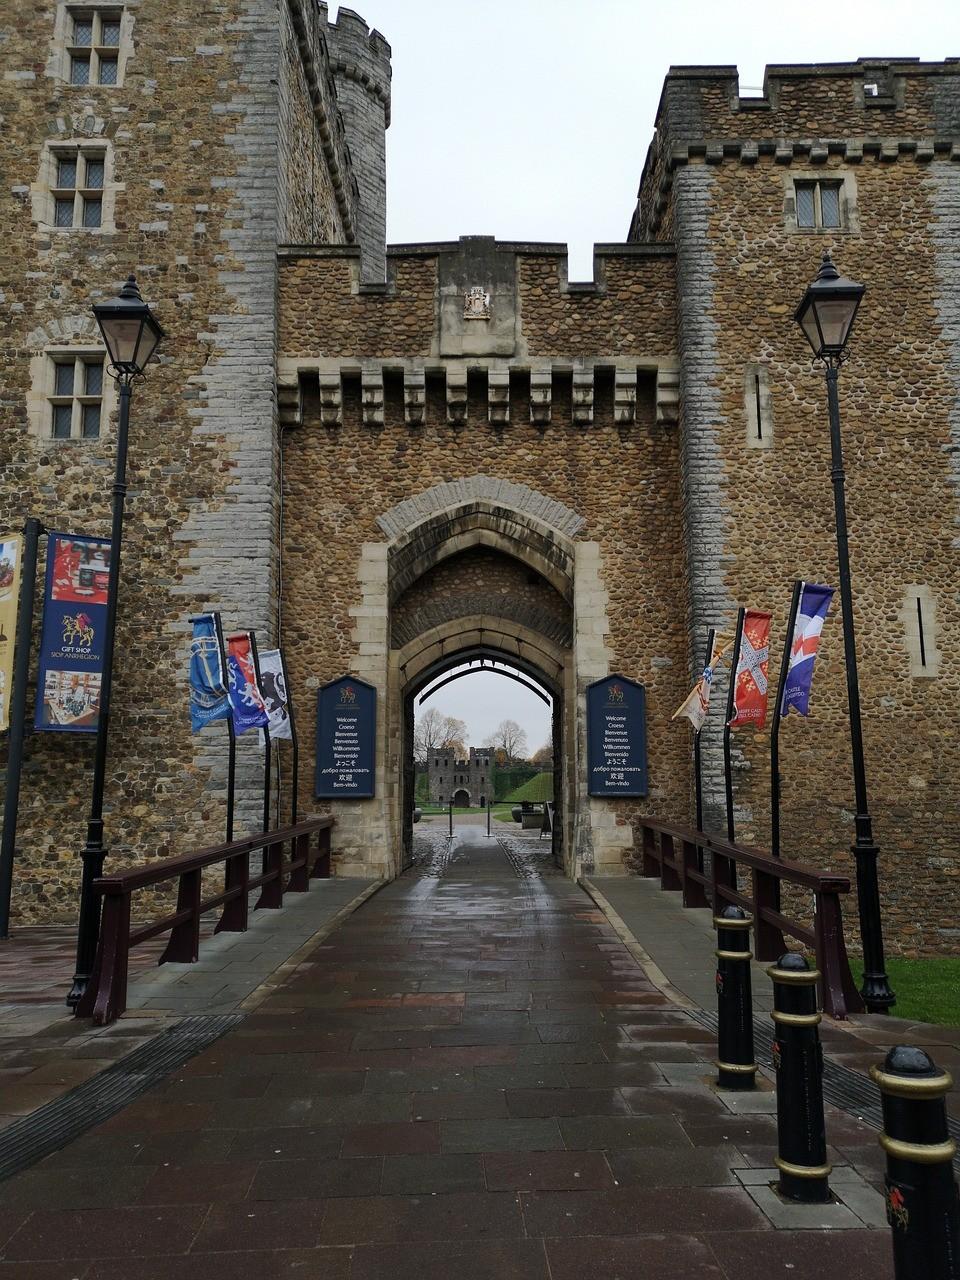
[690,1007,960,1163]
[0,1013,243,1182]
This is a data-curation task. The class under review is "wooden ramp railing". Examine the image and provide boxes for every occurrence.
[636,817,863,1020]
[76,817,334,1026]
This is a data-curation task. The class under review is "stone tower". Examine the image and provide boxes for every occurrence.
[321,5,391,281]
[428,748,494,807]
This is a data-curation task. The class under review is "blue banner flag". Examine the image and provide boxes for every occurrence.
[34,533,111,734]
[781,583,835,717]
[189,615,230,731]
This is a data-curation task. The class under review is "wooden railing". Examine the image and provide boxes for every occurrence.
[636,818,863,1020]
[76,817,334,1027]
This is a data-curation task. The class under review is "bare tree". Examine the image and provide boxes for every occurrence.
[484,718,528,764]
[413,708,468,763]
[531,741,554,767]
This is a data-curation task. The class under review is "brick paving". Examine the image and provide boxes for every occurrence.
[0,877,376,1131]
[587,874,960,1123]
[0,829,896,1277]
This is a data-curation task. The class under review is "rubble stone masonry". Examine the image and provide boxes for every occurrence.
[1,31,958,956]
[0,0,383,919]
[632,60,960,951]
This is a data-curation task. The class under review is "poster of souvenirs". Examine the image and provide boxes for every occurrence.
[34,533,111,733]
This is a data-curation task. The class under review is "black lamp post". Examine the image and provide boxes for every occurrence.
[794,252,894,1014]
[67,275,165,1010]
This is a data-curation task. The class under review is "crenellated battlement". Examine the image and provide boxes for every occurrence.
[632,57,960,240]
[320,4,392,124]
[275,237,679,429]
[655,58,960,140]
[319,4,392,279]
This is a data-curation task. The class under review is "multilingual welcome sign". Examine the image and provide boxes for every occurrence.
[586,674,648,797]
[315,675,376,799]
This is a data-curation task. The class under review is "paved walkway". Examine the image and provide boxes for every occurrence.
[586,873,960,1122]
[0,828,893,1278]
[0,876,375,1129]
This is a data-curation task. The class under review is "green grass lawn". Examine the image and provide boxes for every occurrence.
[881,958,960,1026]
[504,772,553,803]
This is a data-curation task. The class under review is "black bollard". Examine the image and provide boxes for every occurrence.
[767,951,831,1203]
[871,1045,959,1280]
[448,799,453,838]
[715,905,757,1090]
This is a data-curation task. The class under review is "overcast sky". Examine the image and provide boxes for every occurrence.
[336,0,959,277]
[336,1,957,750]
[417,666,553,755]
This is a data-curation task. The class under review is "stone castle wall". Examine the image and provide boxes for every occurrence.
[0,0,372,921]
[277,243,689,878]
[320,4,390,281]
[2,31,958,954]
[632,60,960,952]
[426,747,494,807]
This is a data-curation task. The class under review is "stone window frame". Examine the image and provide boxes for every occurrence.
[27,346,117,443]
[898,585,940,678]
[744,364,773,450]
[33,140,117,235]
[49,4,133,88]
[782,169,860,236]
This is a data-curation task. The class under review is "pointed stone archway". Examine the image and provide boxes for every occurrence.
[332,478,626,881]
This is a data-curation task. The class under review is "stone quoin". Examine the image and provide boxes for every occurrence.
[0,10,958,956]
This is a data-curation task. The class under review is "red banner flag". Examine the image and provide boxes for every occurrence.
[728,609,773,730]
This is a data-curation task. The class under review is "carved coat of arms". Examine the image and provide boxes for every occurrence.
[463,286,490,320]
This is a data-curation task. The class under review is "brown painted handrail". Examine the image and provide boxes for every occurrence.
[75,817,335,1027]
[636,817,863,1020]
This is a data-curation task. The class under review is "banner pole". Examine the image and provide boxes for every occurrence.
[248,631,271,836]
[694,626,716,837]
[723,607,746,847]
[771,582,803,861]
[210,612,235,844]
[0,518,42,940]
[278,648,298,825]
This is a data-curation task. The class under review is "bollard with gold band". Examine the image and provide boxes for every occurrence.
[767,951,831,1203]
[871,1045,959,1280]
[715,904,757,1091]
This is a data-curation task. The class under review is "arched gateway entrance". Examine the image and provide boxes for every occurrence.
[389,493,574,873]
[402,648,562,869]
[282,473,646,883]
[367,478,621,881]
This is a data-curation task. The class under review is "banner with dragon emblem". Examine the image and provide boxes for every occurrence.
[257,648,293,741]
[34,532,111,733]
[225,632,269,736]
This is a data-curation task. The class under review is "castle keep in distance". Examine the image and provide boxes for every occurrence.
[1,2,959,953]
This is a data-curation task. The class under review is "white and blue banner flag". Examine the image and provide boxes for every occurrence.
[189,615,230,732]
[781,583,834,717]
[258,648,293,741]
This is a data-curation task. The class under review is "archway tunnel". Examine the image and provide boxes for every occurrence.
[388,529,573,877]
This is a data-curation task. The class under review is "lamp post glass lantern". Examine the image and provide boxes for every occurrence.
[67,275,164,1011]
[94,274,165,376]
[794,252,894,1014]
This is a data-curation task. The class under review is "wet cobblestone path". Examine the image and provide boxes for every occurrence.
[409,826,557,880]
[0,829,892,1277]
